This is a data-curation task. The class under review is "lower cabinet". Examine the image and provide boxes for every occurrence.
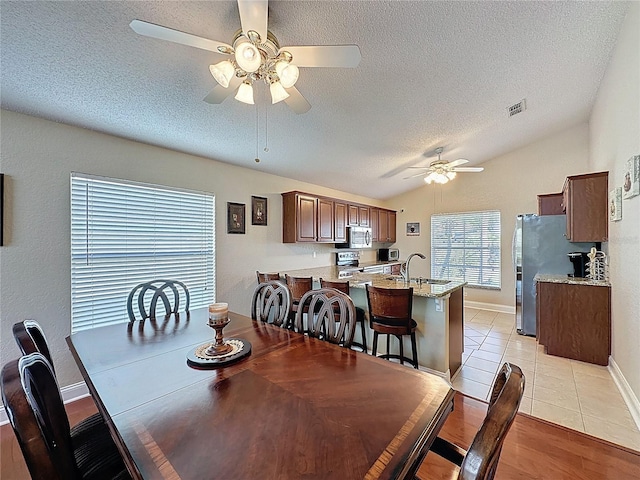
[536,280,611,365]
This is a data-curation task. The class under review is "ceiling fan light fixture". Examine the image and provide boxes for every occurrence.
[446,171,457,181]
[235,81,255,104]
[270,81,289,104]
[275,61,299,88]
[235,41,261,73]
[209,60,235,88]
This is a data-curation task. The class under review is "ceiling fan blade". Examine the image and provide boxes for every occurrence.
[407,166,431,170]
[280,45,361,68]
[237,0,268,43]
[446,158,469,168]
[130,20,232,54]
[284,87,311,114]
[403,172,428,180]
[203,76,243,104]
[452,167,484,172]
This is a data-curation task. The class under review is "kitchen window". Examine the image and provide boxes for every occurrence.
[70,173,215,332]
[431,210,501,289]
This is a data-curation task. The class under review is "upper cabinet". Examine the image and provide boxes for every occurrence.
[561,172,608,242]
[282,191,395,244]
[537,193,564,215]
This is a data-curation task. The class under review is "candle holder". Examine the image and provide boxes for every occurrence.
[186,303,252,369]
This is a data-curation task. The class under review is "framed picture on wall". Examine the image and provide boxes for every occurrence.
[251,196,267,226]
[406,222,420,236]
[622,154,639,199]
[227,202,246,234]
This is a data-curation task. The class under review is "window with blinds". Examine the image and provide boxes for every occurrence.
[71,173,215,332]
[431,210,501,289]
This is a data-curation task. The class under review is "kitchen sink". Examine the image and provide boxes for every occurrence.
[384,276,449,285]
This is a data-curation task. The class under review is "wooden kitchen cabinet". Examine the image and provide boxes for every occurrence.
[317,198,335,242]
[537,280,611,365]
[537,193,564,215]
[562,171,608,242]
[282,192,334,243]
[376,209,397,243]
[370,208,379,241]
[334,201,347,243]
[348,204,370,226]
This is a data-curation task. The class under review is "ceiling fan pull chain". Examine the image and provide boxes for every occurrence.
[255,104,260,163]
[264,106,269,153]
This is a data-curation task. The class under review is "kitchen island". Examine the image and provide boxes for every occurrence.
[280,266,466,378]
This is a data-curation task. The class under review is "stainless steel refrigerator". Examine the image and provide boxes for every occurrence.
[513,214,593,336]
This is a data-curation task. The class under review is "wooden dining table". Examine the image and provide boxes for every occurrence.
[67,307,455,480]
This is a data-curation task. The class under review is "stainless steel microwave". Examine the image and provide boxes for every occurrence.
[347,226,373,249]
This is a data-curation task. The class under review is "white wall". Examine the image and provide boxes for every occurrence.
[387,123,591,309]
[589,3,640,401]
[0,109,384,388]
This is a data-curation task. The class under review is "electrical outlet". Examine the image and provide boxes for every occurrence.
[312,251,317,258]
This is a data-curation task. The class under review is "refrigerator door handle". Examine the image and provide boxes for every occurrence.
[511,223,518,272]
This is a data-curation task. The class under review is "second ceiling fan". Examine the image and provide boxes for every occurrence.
[130,0,361,114]
[405,147,484,184]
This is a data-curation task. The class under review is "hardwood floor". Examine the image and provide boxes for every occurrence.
[2,393,639,479]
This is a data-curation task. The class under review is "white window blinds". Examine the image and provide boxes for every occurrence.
[71,173,215,332]
[431,210,501,289]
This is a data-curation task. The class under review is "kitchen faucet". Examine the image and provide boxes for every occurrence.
[401,253,426,283]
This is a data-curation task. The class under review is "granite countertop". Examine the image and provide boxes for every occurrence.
[280,265,466,298]
[534,273,611,287]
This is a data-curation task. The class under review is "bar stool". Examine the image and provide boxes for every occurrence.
[320,278,368,352]
[256,271,281,283]
[365,285,419,369]
[285,275,314,329]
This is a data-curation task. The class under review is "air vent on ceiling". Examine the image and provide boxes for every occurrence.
[507,99,526,117]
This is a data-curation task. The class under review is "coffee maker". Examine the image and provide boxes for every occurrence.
[567,252,589,278]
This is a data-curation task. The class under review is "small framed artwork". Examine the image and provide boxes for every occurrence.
[622,154,639,199]
[227,202,246,234]
[251,196,268,226]
[609,187,622,222]
[406,222,420,236]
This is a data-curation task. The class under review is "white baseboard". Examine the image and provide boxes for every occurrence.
[608,356,640,431]
[0,381,89,426]
[465,300,515,314]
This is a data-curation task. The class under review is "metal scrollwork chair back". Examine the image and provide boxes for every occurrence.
[127,279,190,323]
[251,281,292,327]
[294,288,356,348]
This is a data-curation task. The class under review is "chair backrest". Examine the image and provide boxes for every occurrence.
[365,285,414,328]
[294,288,356,347]
[251,281,292,327]
[285,275,314,303]
[319,278,350,295]
[127,279,190,322]
[12,319,55,373]
[460,363,525,480]
[256,271,281,283]
[1,353,78,480]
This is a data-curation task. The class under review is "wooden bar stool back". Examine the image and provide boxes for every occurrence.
[365,285,419,369]
[319,278,368,352]
[285,275,314,328]
[256,271,280,283]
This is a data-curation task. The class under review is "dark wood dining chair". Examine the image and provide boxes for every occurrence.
[319,278,368,352]
[294,288,356,348]
[1,352,131,480]
[285,274,314,328]
[126,279,190,322]
[12,319,109,433]
[366,285,419,369]
[417,363,525,480]
[256,270,281,283]
[251,280,292,327]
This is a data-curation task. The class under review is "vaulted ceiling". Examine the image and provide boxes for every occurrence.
[0,1,629,198]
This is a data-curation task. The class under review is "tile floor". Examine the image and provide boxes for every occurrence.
[451,307,640,451]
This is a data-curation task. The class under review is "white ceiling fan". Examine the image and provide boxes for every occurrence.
[404,147,484,184]
[129,0,361,114]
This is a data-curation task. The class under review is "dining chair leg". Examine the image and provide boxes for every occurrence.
[398,335,404,365]
[372,331,379,357]
[411,332,419,370]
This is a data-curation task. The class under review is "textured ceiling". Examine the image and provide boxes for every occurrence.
[0,1,629,199]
